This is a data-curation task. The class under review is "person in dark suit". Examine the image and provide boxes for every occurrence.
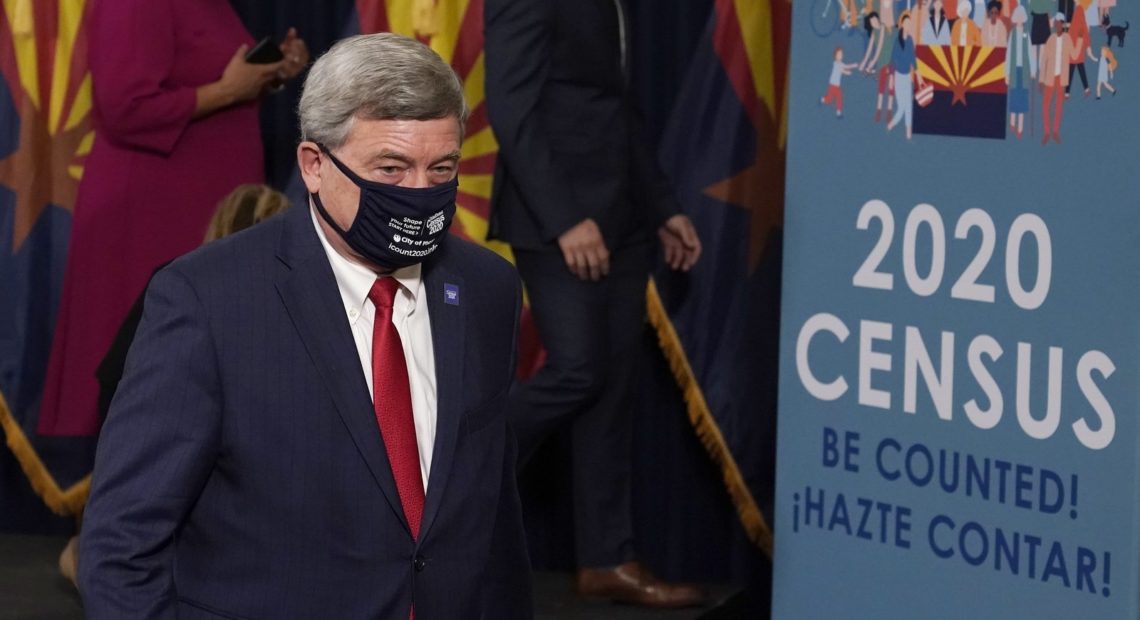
[484,0,704,609]
[78,33,532,619]
[57,185,291,588]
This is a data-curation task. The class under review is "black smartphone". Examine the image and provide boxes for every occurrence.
[245,36,283,64]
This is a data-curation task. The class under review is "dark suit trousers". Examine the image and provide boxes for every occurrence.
[509,241,652,568]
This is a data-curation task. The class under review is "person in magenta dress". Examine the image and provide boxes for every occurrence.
[37,0,309,436]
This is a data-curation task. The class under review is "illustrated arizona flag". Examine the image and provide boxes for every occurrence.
[348,0,544,376]
[915,44,1009,139]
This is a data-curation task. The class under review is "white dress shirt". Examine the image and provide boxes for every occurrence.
[1054,35,1064,77]
[310,207,437,491]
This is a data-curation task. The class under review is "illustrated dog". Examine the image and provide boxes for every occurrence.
[1102,15,1129,48]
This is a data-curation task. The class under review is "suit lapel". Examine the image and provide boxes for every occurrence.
[274,206,410,536]
[418,253,465,544]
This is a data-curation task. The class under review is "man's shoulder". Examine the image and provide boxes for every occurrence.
[162,211,287,290]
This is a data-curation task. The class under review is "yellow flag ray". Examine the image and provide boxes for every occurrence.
[5,0,41,109]
[64,74,91,132]
[463,53,490,114]
[462,125,498,161]
[920,66,953,87]
[965,47,991,84]
[49,0,86,133]
[971,63,1007,88]
[384,0,417,39]
[459,172,491,200]
[928,45,957,84]
[735,0,775,120]
[428,0,470,65]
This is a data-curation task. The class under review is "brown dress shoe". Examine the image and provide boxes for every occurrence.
[576,560,707,608]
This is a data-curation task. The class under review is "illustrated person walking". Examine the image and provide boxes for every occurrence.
[822,47,859,118]
[1066,4,1092,97]
[1007,7,1037,138]
[1039,13,1084,144]
[888,12,927,140]
[859,12,896,123]
[1088,44,1118,98]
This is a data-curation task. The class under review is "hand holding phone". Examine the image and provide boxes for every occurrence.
[220,44,282,103]
[245,36,284,65]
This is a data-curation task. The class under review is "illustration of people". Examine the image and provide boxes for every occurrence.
[1079,0,1097,31]
[974,0,989,26]
[1006,6,1037,138]
[821,47,858,118]
[944,0,960,21]
[860,11,897,122]
[999,0,1019,25]
[952,0,983,45]
[1059,0,1076,20]
[841,0,861,29]
[914,0,933,43]
[982,1,1010,46]
[1087,44,1117,98]
[1065,5,1091,97]
[1027,0,1054,65]
[1039,13,1083,144]
[923,0,952,44]
[878,0,897,34]
[1080,0,1098,22]
[1099,0,1115,23]
[888,13,926,139]
[860,12,886,71]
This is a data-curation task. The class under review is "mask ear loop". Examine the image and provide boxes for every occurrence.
[316,142,379,188]
[318,142,463,195]
[309,143,353,237]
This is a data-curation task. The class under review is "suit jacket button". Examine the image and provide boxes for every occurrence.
[414,556,426,572]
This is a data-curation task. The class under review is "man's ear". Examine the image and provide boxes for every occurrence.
[297,141,323,195]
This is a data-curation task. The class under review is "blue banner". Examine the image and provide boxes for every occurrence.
[775,1,1139,617]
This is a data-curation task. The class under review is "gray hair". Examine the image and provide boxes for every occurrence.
[299,33,469,148]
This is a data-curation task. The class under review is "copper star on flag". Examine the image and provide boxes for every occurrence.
[702,0,788,272]
[0,0,95,252]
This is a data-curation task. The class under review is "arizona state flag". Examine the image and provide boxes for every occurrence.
[914,44,1009,139]
[0,0,96,529]
[345,0,544,376]
[649,0,791,556]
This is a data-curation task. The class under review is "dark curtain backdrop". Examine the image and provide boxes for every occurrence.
[228,0,357,189]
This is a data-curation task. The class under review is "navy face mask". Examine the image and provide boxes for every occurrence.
[311,146,457,269]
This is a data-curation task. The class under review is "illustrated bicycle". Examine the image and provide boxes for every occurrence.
[809,0,866,39]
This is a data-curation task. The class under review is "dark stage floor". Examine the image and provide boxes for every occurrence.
[0,535,82,620]
[0,535,747,619]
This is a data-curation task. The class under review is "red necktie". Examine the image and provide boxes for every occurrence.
[369,278,425,541]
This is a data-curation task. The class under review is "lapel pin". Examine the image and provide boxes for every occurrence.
[444,283,460,306]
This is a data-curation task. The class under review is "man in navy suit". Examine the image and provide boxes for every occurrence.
[484,0,703,609]
[79,33,532,619]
